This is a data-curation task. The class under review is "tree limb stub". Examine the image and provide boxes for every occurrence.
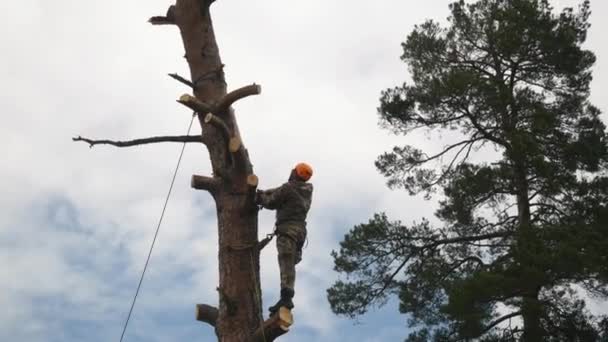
[246,174,259,208]
[215,84,262,114]
[228,136,242,153]
[247,174,259,188]
[251,307,293,342]
[177,84,261,116]
[148,5,176,25]
[72,135,203,148]
[178,94,214,114]
[196,304,219,327]
[191,174,220,193]
[204,113,231,141]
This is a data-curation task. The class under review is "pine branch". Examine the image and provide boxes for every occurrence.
[478,311,523,337]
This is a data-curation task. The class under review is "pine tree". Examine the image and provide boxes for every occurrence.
[327,1,608,340]
[74,1,291,341]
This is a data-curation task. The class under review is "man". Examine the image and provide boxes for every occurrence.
[256,162,314,315]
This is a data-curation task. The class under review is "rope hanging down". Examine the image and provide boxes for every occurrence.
[119,113,197,342]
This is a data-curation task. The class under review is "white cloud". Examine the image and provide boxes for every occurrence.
[1,0,608,341]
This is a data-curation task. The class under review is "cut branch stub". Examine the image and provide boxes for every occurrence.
[178,94,213,114]
[251,307,293,342]
[215,84,262,113]
[191,175,219,193]
[195,304,219,327]
[246,174,259,208]
[148,5,176,25]
[246,174,259,188]
[176,84,261,116]
[228,136,242,153]
[204,113,232,142]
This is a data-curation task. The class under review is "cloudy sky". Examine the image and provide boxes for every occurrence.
[2,0,607,341]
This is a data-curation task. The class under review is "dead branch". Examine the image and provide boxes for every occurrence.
[215,84,262,113]
[246,174,259,208]
[168,73,195,89]
[72,135,203,148]
[251,307,293,342]
[148,5,176,25]
[195,304,219,327]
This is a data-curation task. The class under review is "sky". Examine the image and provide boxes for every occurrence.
[1,0,607,341]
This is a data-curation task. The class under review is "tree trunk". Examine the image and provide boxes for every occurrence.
[512,155,543,342]
[522,295,542,342]
[74,1,289,340]
[173,1,263,340]
[215,193,261,340]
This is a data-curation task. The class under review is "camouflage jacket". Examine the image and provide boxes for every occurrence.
[258,180,313,226]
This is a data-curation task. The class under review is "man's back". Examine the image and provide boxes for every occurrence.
[275,180,313,225]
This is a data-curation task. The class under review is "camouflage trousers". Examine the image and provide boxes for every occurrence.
[276,222,307,291]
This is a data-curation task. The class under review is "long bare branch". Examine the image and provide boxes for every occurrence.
[72,135,203,148]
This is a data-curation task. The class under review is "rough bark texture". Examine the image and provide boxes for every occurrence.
[172,1,262,340]
[75,1,289,340]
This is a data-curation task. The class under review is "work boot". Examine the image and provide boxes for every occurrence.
[268,288,294,315]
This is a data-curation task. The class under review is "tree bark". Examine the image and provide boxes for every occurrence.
[76,1,283,340]
[522,295,542,342]
[172,1,263,340]
[512,153,542,342]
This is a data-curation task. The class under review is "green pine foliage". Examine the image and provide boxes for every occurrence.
[327,1,608,340]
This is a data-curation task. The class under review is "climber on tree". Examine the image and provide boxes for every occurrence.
[256,162,314,315]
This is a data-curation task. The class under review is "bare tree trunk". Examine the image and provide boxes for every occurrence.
[76,1,293,340]
[173,1,262,340]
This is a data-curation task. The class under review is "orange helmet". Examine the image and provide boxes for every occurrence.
[295,162,313,181]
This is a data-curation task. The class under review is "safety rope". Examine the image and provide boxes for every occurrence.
[118,113,196,342]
